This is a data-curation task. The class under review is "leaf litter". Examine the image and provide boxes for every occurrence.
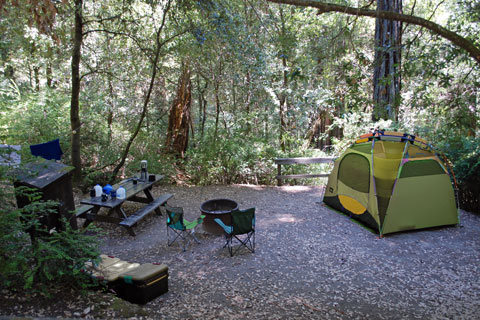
[1,184,480,319]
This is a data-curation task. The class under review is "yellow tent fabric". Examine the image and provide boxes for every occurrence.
[323,131,459,235]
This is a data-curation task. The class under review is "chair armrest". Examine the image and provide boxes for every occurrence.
[183,214,206,229]
[213,218,233,234]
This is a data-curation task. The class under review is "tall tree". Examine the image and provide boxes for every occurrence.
[165,61,192,157]
[70,0,83,181]
[373,0,402,121]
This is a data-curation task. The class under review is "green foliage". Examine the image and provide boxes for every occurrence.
[0,0,478,193]
[330,111,395,152]
[24,218,101,292]
[0,86,71,146]
[440,136,480,185]
[184,129,278,185]
[435,134,480,214]
[0,182,101,293]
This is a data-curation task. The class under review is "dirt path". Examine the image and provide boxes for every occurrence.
[2,184,480,319]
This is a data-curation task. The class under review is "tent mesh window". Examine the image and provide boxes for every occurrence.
[406,145,434,158]
[373,142,403,224]
[400,160,445,178]
[351,143,372,155]
[338,154,370,193]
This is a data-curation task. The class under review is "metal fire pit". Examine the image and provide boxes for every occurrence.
[200,198,238,235]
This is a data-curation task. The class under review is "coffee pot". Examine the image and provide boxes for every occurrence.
[140,160,148,181]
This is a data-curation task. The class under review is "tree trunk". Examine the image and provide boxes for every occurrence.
[106,40,114,143]
[305,111,334,149]
[165,62,192,158]
[46,44,53,88]
[373,0,402,121]
[34,66,40,92]
[46,63,52,88]
[244,71,252,132]
[213,62,222,141]
[70,0,83,182]
[278,7,288,152]
[197,74,208,139]
[278,63,287,152]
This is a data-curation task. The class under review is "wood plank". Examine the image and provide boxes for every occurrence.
[127,195,150,204]
[274,157,335,165]
[75,204,94,217]
[119,194,173,228]
[83,213,123,224]
[276,173,330,179]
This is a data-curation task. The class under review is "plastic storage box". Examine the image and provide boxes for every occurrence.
[116,263,169,304]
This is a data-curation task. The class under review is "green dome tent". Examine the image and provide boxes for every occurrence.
[323,131,459,236]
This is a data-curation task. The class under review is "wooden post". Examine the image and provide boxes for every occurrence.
[277,163,282,186]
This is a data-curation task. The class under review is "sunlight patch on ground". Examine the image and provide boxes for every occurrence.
[279,185,324,194]
[260,213,303,227]
[237,184,268,191]
[276,214,297,223]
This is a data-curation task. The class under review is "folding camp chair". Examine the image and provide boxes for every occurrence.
[29,139,63,161]
[165,205,205,252]
[214,208,255,257]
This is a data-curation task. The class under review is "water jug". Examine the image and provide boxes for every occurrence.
[117,186,126,200]
[94,184,102,197]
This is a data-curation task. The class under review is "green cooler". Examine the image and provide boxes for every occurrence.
[116,263,169,304]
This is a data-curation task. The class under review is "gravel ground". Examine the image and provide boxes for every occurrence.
[1,184,479,319]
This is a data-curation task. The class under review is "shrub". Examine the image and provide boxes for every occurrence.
[184,130,279,185]
[0,181,101,293]
[437,135,480,214]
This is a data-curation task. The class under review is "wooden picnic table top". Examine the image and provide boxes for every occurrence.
[80,174,164,209]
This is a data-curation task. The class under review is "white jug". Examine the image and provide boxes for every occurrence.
[117,186,126,200]
[94,184,102,197]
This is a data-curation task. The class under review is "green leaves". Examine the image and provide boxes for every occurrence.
[0,180,101,293]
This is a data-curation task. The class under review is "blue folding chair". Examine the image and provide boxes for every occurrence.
[30,139,63,161]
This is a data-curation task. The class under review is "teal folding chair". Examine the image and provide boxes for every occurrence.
[165,205,205,252]
[214,208,255,257]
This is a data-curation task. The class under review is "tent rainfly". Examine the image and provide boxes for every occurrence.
[323,131,459,236]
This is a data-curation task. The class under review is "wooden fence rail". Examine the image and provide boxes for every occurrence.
[274,157,335,186]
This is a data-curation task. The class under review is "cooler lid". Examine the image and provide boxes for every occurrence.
[120,263,168,282]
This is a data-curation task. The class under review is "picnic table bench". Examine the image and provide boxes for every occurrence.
[119,193,173,228]
[78,174,171,236]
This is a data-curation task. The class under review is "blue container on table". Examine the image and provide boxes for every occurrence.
[103,184,113,195]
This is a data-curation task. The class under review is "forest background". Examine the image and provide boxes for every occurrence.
[0,0,479,206]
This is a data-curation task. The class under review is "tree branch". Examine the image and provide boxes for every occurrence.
[110,0,173,181]
[267,0,480,64]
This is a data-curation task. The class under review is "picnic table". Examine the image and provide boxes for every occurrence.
[78,174,172,236]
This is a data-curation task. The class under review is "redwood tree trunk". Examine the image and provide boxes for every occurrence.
[373,0,402,121]
[165,62,192,157]
[70,0,83,181]
[278,6,288,152]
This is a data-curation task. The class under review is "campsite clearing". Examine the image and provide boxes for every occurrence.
[1,184,479,319]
